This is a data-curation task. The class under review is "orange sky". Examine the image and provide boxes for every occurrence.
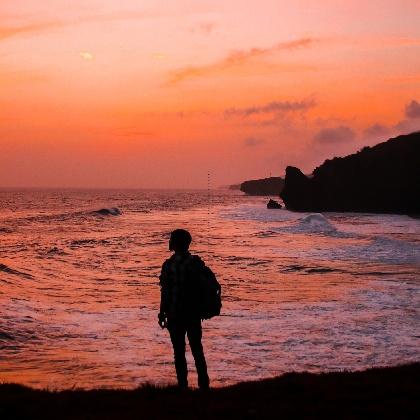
[1,0,420,188]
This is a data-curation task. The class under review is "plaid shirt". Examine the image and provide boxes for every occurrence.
[159,252,204,320]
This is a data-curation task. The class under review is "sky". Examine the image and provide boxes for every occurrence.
[1,0,419,188]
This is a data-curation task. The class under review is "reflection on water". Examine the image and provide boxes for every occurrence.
[0,190,419,389]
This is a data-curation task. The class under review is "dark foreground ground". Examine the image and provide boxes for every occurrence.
[1,364,419,419]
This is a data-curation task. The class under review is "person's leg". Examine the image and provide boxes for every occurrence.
[187,319,209,389]
[168,322,188,388]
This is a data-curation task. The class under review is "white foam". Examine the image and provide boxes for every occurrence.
[295,213,337,233]
[338,236,420,265]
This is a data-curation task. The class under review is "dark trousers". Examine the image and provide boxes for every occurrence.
[168,318,209,389]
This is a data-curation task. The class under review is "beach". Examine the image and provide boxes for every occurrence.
[1,189,419,389]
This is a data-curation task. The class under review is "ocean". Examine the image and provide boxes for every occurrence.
[0,189,419,389]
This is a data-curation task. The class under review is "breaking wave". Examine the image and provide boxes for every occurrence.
[3,207,123,225]
[221,205,354,237]
[329,236,420,265]
[92,208,121,216]
[295,213,337,233]
[273,213,356,238]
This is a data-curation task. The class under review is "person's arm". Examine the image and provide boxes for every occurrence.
[158,261,169,328]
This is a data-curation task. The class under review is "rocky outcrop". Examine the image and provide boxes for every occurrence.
[267,199,282,209]
[280,132,420,214]
[240,177,284,196]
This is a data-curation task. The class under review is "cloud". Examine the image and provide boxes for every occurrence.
[394,99,420,134]
[167,37,316,85]
[0,68,47,85]
[243,137,265,147]
[385,73,420,85]
[394,118,420,134]
[383,37,420,47]
[190,22,216,35]
[363,123,390,138]
[405,100,420,119]
[79,51,93,61]
[0,11,155,42]
[314,126,356,144]
[362,100,420,140]
[115,129,154,137]
[225,99,316,118]
[152,53,166,60]
[0,22,61,40]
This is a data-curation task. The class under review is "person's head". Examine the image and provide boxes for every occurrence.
[169,229,192,253]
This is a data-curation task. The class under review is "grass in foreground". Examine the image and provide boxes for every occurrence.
[1,363,419,419]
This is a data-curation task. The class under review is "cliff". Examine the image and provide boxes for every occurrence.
[280,132,420,213]
[240,177,284,196]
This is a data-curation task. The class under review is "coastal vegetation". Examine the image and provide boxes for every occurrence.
[281,132,420,213]
[1,364,418,419]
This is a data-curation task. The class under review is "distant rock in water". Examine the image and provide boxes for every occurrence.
[267,199,282,209]
[93,208,122,216]
[280,132,420,214]
[240,177,284,196]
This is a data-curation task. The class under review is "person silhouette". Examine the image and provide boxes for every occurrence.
[158,229,210,389]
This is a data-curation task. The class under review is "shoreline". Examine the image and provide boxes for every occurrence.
[1,363,419,419]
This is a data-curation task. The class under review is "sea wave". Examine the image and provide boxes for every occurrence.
[345,236,420,265]
[280,264,343,274]
[0,263,33,279]
[0,227,13,234]
[296,214,336,232]
[221,206,352,237]
[0,331,15,341]
[308,235,420,265]
[220,204,295,222]
[271,213,356,238]
[70,238,110,248]
[280,213,339,235]
[91,207,122,216]
[45,247,67,256]
[3,207,123,226]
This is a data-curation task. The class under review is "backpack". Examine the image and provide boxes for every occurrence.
[194,259,222,320]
